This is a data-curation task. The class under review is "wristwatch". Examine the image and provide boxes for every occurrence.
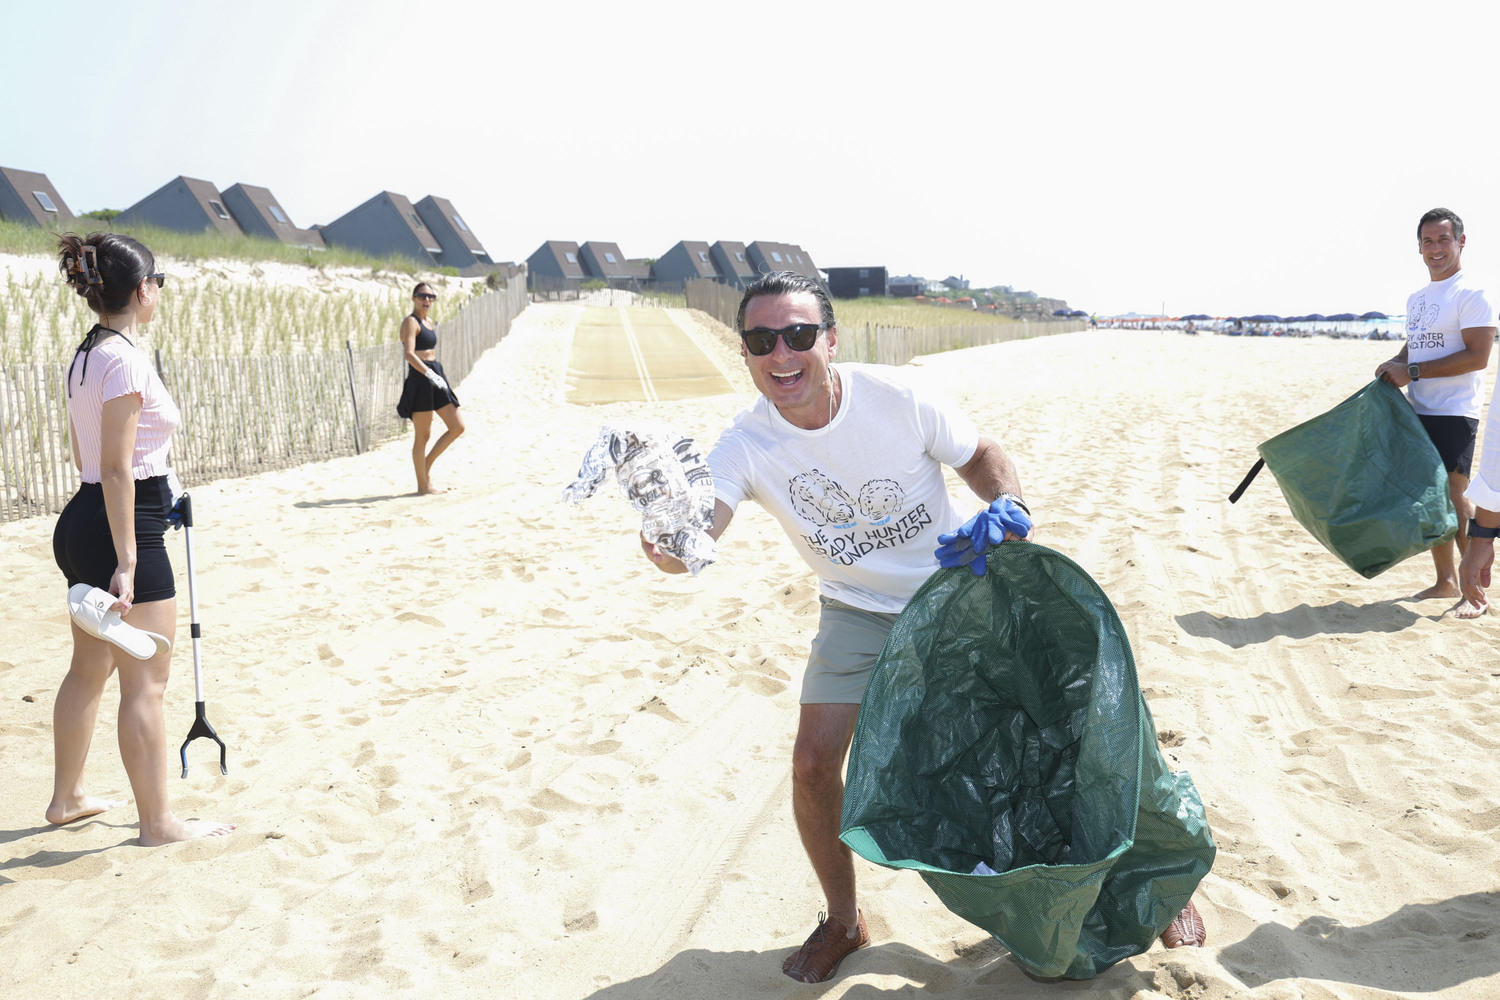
[997,492,1030,516]
[1470,518,1500,539]
[1407,363,1421,381]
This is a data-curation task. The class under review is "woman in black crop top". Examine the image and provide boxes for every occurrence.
[397,282,465,493]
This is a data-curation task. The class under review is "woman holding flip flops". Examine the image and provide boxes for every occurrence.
[48,232,234,846]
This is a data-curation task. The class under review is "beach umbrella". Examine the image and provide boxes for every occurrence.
[1181,313,1211,321]
[1360,311,1388,320]
[1052,309,1071,317]
[1326,313,1359,322]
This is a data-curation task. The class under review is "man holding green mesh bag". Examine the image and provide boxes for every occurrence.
[1374,208,1496,615]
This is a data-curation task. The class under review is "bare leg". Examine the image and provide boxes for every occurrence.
[47,624,126,824]
[410,411,441,494]
[791,703,862,929]
[421,404,466,488]
[115,598,234,846]
[1418,471,1471,600]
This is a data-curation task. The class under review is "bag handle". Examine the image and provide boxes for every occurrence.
[1227,458,1264,504]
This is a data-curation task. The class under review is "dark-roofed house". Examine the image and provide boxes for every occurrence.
[579,241,650,284]
[0,166,73,226]
[747,241,820,282]
[527,241,586,280]
[826,266,888,298]
[220,183,325,248]
[414,195,491,270]
[116,176,243,236]
[651,240,721,291]
[319,191,443,264]
[711,241,757,289]
[889,274,925,297]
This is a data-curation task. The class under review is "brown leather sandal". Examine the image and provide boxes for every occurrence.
[783,911,870,983]
[1160,899,1207,948]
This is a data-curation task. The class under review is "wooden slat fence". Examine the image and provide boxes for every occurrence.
[0,279,527,523]
[685,278,1086,367]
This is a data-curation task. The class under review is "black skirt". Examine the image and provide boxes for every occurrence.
[397,360,460,418]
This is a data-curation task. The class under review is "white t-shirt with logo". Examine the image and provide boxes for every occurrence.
[1468,373,1500,511]
[709,363,979,613]
[1404,270,1496,417]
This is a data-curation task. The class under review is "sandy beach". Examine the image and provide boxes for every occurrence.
[3,305,1498,999]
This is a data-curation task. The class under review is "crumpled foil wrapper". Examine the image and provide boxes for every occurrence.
[561,423,717,575]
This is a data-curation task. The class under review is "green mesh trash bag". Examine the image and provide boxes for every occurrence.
[840,543,1215,980]
[1233,378,1457,578]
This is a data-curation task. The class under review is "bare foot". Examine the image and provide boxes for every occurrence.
[46,794,127,826]
[139,817,237,847]
[416,483,448,495]
[1452,598,1490,619]
[1414,582,1461,600]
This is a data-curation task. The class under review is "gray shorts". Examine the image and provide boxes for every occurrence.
[802,596,901,704]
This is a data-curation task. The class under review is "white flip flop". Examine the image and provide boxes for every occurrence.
[66,584,170,660]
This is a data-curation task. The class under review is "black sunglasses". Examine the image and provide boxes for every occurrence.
[415,292,436,301]
[740,322,828,356]
[145,273,166,288]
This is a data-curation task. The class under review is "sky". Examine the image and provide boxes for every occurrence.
[5,1,1500,318]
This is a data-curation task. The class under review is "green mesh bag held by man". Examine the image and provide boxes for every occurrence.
[1229,378,1457,578]
[840,543,1215,981]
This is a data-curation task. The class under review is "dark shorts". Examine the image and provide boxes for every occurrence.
[396,360,460,419]
[1417,414,1479,477]
[53,475,176,603]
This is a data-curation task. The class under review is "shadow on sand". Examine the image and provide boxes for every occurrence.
[292,494,407,509]
[1219,892,1500,993]
[572,938,1156,999]
[1175,599,1436,648]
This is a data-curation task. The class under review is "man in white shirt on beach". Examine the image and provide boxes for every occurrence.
[1375,207,1497,618]
[640,270,1206,983]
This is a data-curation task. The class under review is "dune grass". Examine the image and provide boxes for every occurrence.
[2,264,476,364]
[832,296,1020,328]
[0,217,487,363]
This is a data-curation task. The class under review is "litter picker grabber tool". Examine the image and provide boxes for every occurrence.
[170,493,228,778]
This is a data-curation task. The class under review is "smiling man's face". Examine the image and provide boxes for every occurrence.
[741,290,838,429]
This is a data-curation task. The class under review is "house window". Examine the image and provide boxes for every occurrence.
[698,251,709,262]
[605,252,617,263]
[771,251,783,262]
[32,190,58,213]
[859,268,869,278]
[208,200,230,219]
[268,204,288,224]
[859,287,870,296]
[565,252,577,264]
[453,214,469,232]
[735,252,745,262]
[409,212,426,230]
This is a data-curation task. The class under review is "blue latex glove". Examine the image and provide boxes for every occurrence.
[935,497,1032,576]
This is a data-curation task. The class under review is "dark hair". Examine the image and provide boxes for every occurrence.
[413,281,434,297]
[735,270,835,332]
[1418,207,1464,240]
[56,231,156,316]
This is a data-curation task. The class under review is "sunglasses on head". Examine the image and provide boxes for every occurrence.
[740,322,828,356]
[415,292,436,301]
[145,273,165,288]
